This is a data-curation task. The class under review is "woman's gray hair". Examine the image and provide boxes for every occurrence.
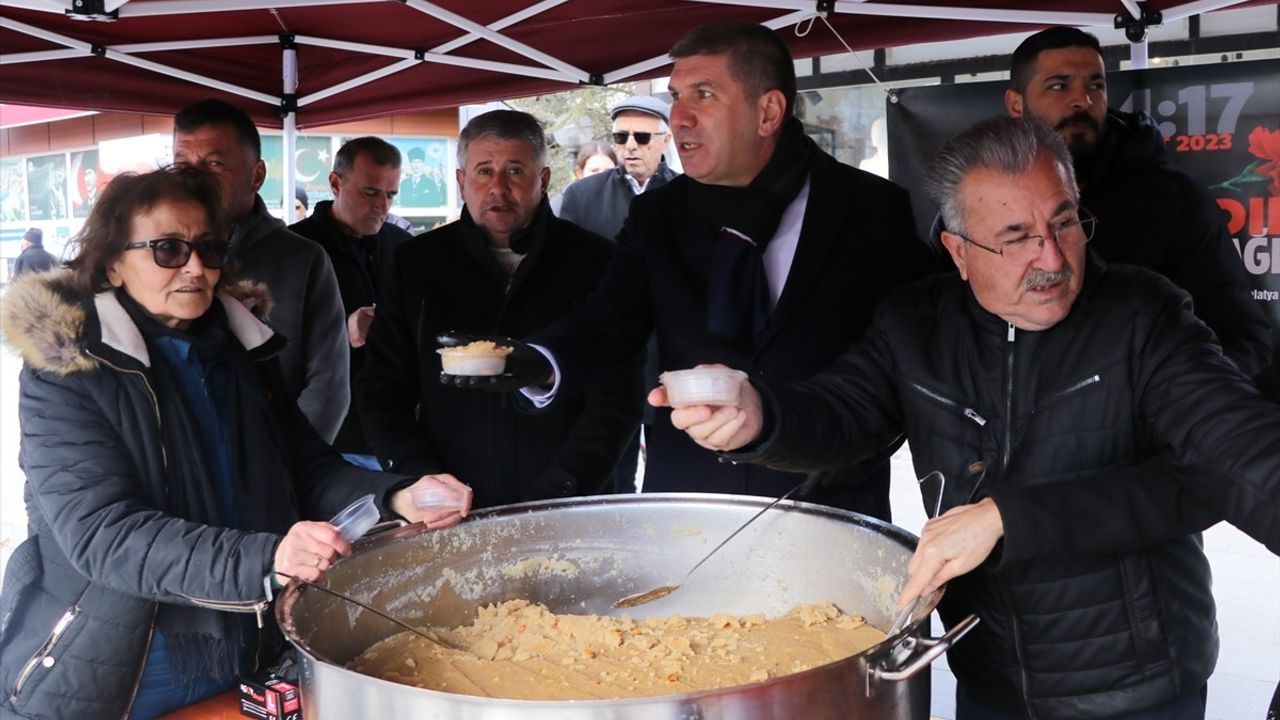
[925,117,1077,237]
[457,109,548,170]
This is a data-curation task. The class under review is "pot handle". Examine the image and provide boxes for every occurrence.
[869,614,979,685]
[363,519,407,538]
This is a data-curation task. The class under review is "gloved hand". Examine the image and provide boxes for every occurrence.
[436,332,554,392]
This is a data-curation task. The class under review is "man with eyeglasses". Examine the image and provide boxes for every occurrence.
[173,98,350,444]
[558,95,679,241]
[1004,26,1271,379]
[660,116,1280,720]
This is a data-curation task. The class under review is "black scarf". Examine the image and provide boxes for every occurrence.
[691,116,815,351]
[118,291,291,682]
[458,195,552,257]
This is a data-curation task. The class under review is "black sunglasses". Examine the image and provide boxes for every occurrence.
[123,237,230,269]
[612,131,664,146]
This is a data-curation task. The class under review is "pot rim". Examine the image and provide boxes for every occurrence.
[275,492,941,707]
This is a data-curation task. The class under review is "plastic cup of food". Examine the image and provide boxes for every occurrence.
[410,484,473,514]
[330,493,379,543]
[659,368,749,407]
[437,341,514,376]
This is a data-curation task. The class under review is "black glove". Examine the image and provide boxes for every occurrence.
[436,332,554,392]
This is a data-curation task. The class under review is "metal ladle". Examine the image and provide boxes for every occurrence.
[277,572,462,651]
[884,464,985,636]
[613,478,810,609]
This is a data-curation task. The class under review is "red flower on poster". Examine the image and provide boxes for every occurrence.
[1247,125,1280,195]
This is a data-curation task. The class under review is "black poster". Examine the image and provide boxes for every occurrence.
[888,58,1280,348]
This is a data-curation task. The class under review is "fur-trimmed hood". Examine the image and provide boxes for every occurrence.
[2,269,277,375]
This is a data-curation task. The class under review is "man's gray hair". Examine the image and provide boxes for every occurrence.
[925,117,1077,237]
[457,110,548,170]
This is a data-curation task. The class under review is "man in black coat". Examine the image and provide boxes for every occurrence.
[482,23,934,520]
[290,136,411,467]
[558,95,680,491]
[12,228,58,276]
[666,116,1280,720]
[358,111,643,509]
[1004,26,1272,377]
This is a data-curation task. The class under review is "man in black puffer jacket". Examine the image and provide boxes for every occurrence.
[660,117,1280,720]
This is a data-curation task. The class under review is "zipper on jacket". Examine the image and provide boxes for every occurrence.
[175,592,271,628]
[998,323,1035,717]
[907,382,988,427]
[1042,373,1102,406]
[86,351,168,473]
[1002,323,1015,471]
[122,604,160,720]
[995,577,1037,719]
[10,605,79,702]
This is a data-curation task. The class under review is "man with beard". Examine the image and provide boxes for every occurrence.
[1005,27,1271,377]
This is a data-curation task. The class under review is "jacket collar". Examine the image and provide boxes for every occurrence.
[613,162,678,193]
[94,290,277,367]
[0,269,279,375]
[229,194,286,259]
[309,200,387,243]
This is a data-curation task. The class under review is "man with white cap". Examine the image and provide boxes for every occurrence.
[558,95,680,240]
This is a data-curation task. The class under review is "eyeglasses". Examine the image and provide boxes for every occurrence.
[123,237,230,269]
[611,131,665,146]
[956,209,1097,262]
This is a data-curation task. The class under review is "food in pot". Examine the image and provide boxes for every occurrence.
[348,599,884,700]
[437,341,513,376]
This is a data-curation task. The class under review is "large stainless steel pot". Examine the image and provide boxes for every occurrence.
[277,493,975,719]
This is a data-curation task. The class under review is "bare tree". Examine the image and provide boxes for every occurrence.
[509,83,637,197]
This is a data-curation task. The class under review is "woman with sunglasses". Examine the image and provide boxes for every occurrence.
[0,166,469,720]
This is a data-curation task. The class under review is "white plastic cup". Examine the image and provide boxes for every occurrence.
[410,484,472,514]
[659,368,749,407]
[330,494,379,542]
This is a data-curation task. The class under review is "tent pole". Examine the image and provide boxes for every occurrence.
[283,41,299,221]
[1129,38,1149,69]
